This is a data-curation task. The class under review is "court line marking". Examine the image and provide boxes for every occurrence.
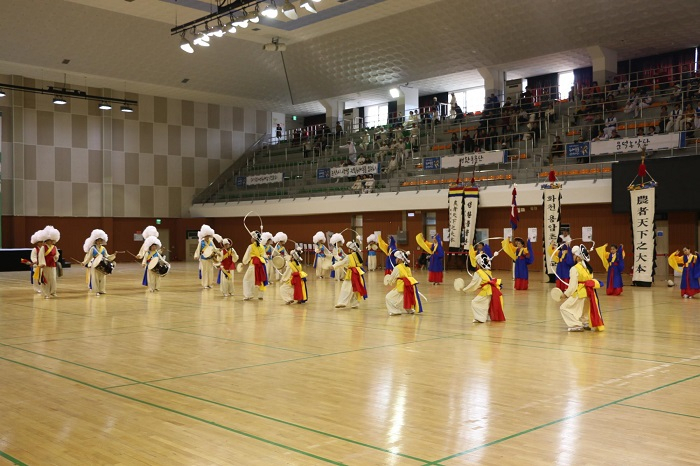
[0,356,348,466]
[162,328,322,355]
[423,371,700,465]
[0,449,28,466]
[617,403,700,420]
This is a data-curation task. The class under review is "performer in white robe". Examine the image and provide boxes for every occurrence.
[141,237,164,292]
[193,224,217,289]
[261,232,275,284]
[38,226,61,299]
[280,246,308,304]
[330,233,347,282]
[242,231,268,300]
[366,234,378,271]
[273,232,289,282]
[334,238,368,309]
[461,252,506,323]
[29,231,45,293]
[385,250,423,315]
[313,231,330,278]
[82,229,115,296]
[558,245,605,332]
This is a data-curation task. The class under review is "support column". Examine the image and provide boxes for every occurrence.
[478,67,505,102]
[587,46,617,87]
[396,86,419,117]
[319,99,344,128]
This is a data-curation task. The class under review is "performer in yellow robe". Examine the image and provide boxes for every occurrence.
[385,250,423,315]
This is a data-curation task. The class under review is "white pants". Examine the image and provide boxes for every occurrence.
[280,283,295,303]
[368,255,377,271]
[471,295,492,323]
[559,295,589,328]
[666,119,681,133]
[315,262,327,278]
[219,270,234,296]
[386,289,413,315]
[146,270,161,292]
[41,267,57,297]
[266,259,275,284]
[200,259,215,287]
[91,268,106,294]
[243,265,263,299]
[336,280,361,308]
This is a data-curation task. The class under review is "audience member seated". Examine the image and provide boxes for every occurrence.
[666,104,682,133]
[351,177,363,192]
[550,136,564,163]
[363,175,375,194]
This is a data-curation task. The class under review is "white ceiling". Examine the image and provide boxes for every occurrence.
[0,0,698,116]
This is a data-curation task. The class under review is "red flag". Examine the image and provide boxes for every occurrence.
[510,186,519,230]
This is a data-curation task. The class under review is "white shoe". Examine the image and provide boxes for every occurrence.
[95,293,101,297]
[389,312,402,316]
[335,304,346,308]
[568,326,584,332]
[243,297,253,301]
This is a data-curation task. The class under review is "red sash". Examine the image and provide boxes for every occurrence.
[350,268,367,298]
[482,280,506,321]
[585,280,605,328]
[252,257,267,286]
[291,272,304,301]
[400,277,416,309]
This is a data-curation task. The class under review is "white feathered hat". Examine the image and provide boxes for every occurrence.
[143,236,162,250]
[273,232,288,244]
[366,234,377,244]
[43,225,61,243]
[261,232,273,244]
[30,230,44,244]
[199,224,215,238]
[83,229,108,252]
[142,225,159,239]
[213,233,223,244]
[393,250,411,264]
[330,233,345,246]
[313,231,326,244]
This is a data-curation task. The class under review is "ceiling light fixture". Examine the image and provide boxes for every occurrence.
[0,88,6,97]
[120,105,134,113]
[249,6,260,23]
[0,81,137,110]
[300,1,317,13]
[282,0,298,19]
[180,32,194,53]
[389,88,400,98]
[98,102,112,110]
[193,31,210,46]
[53,96,68,105]
[261,1,278,18]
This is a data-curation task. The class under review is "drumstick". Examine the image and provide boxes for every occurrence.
[69,257,87,266]
[126,251,138,258]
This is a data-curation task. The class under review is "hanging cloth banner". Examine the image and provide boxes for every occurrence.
[447,184,464,249]
[629,187,656,286]
[462,187,479,250]
[542,187,562,275]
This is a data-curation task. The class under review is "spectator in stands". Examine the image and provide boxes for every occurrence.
[356,154,366,165]
[604,114,617,138]
[503,96,513,109]
[486,93,500,111]
[544,103,556,123]
[303,139,312,158]
[462,131,474,153]
[695,101,700,130]
[576,135,588,164]
[475,129,486,151]
[647,126,657,136]
[335,121,343,139]
[610,130,622,139]
[385,155,398,177]
[377,142,390,162]
[590,81,602,102]
[394,139,406,167]
[521,86,533,111]
[550,136,564,163]
[666,104,683,133]
[681,103,695,133]
[364,175,375,194]
[359,131,371,151]
[499,137,509,151]
[410,124,420,150]
[451,133,459,154]
[670,83,683,104]
[454,105,465,121]
[340,140,358,164]
[276,123,282,142]
[450,93,457,118]
[623,90,639,114]
[590,114,605,139]
[658,105,669,133]
[487,126,499,151]
[351,176,363,193]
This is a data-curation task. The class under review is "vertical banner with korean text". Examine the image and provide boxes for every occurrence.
[630,188,656,286]
[542,187,562,275]
[462,187,479,249]
[447,185,464,249]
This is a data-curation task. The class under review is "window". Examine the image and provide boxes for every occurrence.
[364,104,388,128]
[465,87,485,114]
[558,71,574,101]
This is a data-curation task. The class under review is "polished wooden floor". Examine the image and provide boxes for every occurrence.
[1,262,699,465]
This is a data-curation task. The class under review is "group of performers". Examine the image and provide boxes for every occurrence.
[22,217,697,327]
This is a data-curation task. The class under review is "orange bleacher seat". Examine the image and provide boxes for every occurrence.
[566,130,581,137]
